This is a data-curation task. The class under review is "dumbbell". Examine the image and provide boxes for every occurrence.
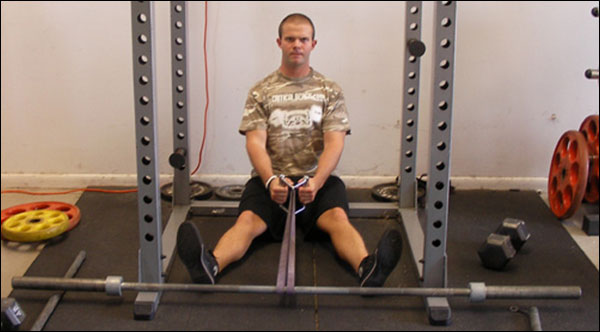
[478,218,531,270]
[1,297,26,331]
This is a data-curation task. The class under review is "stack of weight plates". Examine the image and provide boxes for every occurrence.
[548,115,599,219]
[1,201,81,242]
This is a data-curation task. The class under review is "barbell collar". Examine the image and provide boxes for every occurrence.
[469,282,486,302]
[105,276,123,296]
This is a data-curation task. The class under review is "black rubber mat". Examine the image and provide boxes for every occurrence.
[316,190,600,330]
[7,189,599,330]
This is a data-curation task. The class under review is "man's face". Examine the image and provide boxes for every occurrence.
[277,21,317,69]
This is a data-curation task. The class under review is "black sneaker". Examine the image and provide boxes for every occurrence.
[177,221,219,284]
[358,229,403,287]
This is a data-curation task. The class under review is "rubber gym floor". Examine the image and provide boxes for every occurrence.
[5,189,599,330]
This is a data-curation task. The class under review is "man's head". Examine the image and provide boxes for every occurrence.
[278,13,315,40]
[277,13,317,76]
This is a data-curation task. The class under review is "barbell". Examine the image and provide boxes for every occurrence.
[12,276,581,303]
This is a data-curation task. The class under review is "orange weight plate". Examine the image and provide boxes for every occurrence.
[548,131,589,219]
[579,115,599,203]
[1,201,81,231]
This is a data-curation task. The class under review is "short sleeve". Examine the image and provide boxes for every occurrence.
[321,83,351,135]
[239,90,268,135]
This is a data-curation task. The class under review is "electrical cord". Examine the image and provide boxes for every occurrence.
[191,0,210,176]
[1,188,137,195]
[3,2,212,196]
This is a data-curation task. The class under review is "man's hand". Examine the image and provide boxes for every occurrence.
[297,131,344,205]
[269,177,294,204]
[298,178,321,204]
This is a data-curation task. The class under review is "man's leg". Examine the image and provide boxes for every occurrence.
[316,206,403,287]
[178,176,273,284]
[177,211,267,284]
[316,207,368,273]
[212,210,268,272]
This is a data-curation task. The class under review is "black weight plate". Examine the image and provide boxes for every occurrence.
[215,184,245,201]
[371,180,428,204]
[374,176,452,206]
[160,181,213,201]
[371,183,398,202]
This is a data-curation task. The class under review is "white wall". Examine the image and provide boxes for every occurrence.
[1,1,598,189]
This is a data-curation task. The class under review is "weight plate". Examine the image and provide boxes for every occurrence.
[372,183,398,202]
[2,210,70,242]
[1,201,81,231]
[583,156,600,204]
[579,115,599,203]
[580,114,600,155]
[160,181,213,201]
[548,131,589,219]
[215,185,245,201]
[371,181,428,203]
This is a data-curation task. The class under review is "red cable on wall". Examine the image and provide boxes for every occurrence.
[3,3,211,196]
[191,1,210,176]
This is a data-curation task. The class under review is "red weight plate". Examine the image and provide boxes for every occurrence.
[584,157,599,204]
[579,115,599,203]
[1,201,81,231]
[548,131,589,219]
[579,115,600,155]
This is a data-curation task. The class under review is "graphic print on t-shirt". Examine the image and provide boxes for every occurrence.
[269,105,323,130]
[239,69,350,176]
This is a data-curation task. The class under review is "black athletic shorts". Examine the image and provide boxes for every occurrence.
[238,175,350,240]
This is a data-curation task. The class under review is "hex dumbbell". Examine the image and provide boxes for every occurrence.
[495,218,530,251]
[1,298,26,331]
[478,218,530,270]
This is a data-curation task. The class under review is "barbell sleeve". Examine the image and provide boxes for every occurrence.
[12,276,581,302]
[13,277,107,292]
[483,285,582,300]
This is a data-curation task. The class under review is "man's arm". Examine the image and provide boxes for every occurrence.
[298,130,346,204]
[245,130,290,204]
[245,130,272,184]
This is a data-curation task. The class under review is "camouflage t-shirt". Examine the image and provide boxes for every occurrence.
[239,69,351,177]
